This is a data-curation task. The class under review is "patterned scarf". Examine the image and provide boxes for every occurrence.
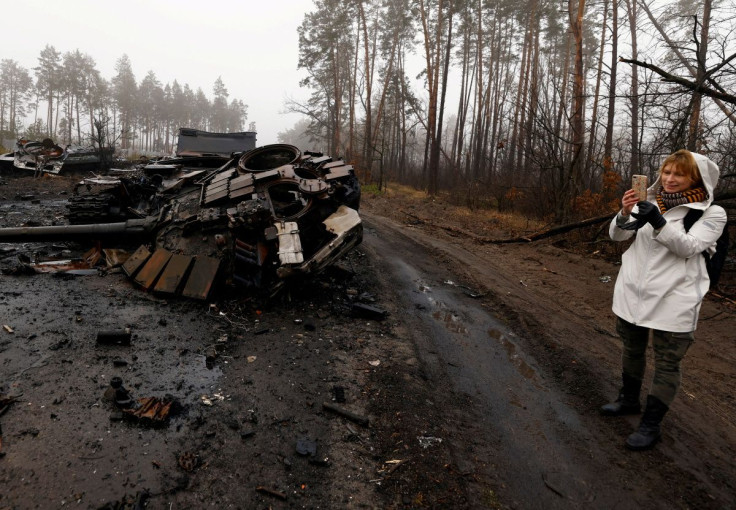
[656,186,708,213]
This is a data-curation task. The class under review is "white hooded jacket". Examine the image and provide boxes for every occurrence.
[609,153,727,332]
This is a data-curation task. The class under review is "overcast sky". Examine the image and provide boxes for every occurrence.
[5,0,317,145]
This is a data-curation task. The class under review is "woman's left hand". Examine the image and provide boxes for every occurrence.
[632,201,666,229]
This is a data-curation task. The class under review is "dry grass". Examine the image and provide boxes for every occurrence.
[368,182,547,236]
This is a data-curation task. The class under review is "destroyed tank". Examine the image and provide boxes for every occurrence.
[0,144,362,300]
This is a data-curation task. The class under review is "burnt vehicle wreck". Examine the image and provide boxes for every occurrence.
[140,128,257,175]
[0,144,362,300]
[8,138,113,175]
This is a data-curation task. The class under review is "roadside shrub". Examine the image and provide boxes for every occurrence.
[362,183,384,196]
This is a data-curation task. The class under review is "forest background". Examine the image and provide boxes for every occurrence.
[1,0,735,223]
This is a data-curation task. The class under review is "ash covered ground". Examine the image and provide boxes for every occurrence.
[1,173,735,509]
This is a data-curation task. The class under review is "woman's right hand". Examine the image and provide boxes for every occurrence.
[621,189,639,216]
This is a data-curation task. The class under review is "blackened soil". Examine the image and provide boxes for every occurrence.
[1,174,735,509]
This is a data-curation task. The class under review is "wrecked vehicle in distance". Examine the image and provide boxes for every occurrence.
[139,128,257,175]
[0,144,362,300]
[8,138,113,175]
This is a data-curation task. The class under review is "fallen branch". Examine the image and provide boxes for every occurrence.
[256,486,287,500]
[487,214,614,243]
[0,395,19,417]
[709,291,736,307]
[322,402,370,426]
[385,458,410,475]
[402,210,614,244]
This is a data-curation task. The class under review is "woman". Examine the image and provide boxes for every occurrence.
[604,150,727,450]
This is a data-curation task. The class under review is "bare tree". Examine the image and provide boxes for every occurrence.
[603,0,618,178]
[34,45,61,138]
[623,0,640,175]
[0,60,33,138]
[586,0,608,173]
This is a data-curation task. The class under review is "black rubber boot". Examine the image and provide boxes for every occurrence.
[600,373,642,416]
[625,395,669,451]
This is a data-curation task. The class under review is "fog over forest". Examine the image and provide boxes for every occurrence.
[1,0,735,221]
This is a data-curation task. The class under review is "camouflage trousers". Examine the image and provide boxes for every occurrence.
[616,317,694,407]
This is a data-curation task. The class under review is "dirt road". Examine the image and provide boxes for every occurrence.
[359,193,736,509]
[0,174,734,509]
[363,213,630,508]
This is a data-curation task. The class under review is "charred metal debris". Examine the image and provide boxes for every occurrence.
[2,138,113,176]
[0,143,362,300]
